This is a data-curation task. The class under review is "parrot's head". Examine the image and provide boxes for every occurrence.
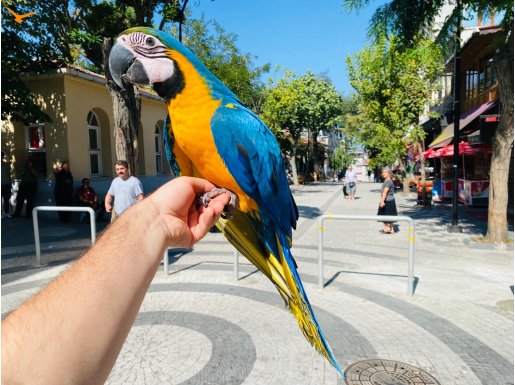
[108,27,200,100]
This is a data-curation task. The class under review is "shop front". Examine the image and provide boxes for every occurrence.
[435,141,492,206]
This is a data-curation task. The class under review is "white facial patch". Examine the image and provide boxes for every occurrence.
[137,56,174,84]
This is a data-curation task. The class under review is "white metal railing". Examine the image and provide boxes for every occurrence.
[318,215,416,296]
[33,206,96,266]
[163,249,240,278]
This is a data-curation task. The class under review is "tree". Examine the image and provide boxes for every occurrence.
[329,97,359,176]
[346,35,442,182]
[262,70,343,185]
[181,18,270,111]
[345,0,513,243]
[1,0,79,124]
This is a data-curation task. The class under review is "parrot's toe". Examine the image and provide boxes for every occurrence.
[201,188,239,218]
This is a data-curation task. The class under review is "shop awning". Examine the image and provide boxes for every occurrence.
[428,100,497,149]
[437,141,492,157]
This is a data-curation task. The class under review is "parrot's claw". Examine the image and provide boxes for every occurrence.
[201,188,239,219]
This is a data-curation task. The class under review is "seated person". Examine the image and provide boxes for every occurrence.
[76,178,105,221]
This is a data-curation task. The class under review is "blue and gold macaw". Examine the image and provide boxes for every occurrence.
[109,27,344,378]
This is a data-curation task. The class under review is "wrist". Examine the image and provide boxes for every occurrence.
[104,199,169,266]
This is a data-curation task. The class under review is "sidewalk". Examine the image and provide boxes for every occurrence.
[2,182,513,385]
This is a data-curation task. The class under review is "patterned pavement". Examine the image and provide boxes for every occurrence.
[1,182,513,385]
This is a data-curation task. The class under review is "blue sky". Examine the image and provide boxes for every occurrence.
[189,0,384,96]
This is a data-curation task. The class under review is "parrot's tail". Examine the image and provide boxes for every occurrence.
[216,210,345,379]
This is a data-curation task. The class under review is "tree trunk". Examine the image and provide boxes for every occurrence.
[485,36,514,243]
[290,138,300,186]
[102,38,141,177]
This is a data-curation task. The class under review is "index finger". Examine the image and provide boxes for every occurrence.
[179,176,218,194]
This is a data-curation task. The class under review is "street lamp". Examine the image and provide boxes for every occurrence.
[448,0,463,233]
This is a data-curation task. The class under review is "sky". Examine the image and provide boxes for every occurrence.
[189,0,385,96]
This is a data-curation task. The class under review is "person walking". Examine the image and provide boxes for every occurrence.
[105,160,144,222]
[54,161,74,223]
[13,158,38,219]
[2,152,12,218]
[377,167,398,234]
[344,165,357,200]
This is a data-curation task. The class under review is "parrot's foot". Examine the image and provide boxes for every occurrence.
[201,188,239,218]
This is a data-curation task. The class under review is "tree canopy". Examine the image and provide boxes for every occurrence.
[346,35,443,166]
[261,70,343,183]
[1,0,268,123]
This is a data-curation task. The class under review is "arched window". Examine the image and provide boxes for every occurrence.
[154,122,163,174]
[87,111,102,176]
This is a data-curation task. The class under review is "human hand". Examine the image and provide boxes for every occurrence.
[149,177,230,248]
[105,203,112,213]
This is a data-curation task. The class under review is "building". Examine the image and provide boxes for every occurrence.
[418,18,513,207]
[1,66,172,207]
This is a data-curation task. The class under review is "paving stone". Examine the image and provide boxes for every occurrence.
[2,182,513,385]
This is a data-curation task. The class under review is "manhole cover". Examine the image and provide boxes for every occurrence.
[344,359,441,385]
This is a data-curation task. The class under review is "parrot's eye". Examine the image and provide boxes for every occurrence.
[145,37,156,47]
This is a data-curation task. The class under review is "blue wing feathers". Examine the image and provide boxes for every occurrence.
[210,102,298,237]
[163,114,180,176]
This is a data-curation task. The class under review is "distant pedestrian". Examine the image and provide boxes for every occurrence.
[13,159,38,219]
[344,165,357,200]
[2,152,12,218]
[105,160,144,222]
[54,161,74,223]
[377,167,397,234]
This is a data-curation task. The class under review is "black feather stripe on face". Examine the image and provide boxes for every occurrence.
[153,58,185,101]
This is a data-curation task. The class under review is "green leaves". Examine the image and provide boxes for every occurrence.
[182,18,270,111]
[346,35,443,165]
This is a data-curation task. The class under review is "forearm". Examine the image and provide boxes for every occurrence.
[2,198,168,385]
[380,188,388,203]
[105,193,113,211]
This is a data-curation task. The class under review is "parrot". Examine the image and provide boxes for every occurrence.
[108,26,344,378]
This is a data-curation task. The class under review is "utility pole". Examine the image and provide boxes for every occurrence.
[448,0,463,233]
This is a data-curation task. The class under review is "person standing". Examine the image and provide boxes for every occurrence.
[2,152,12,218]
[105,160,144,222]
[344,165,357,200]
[13,159,38,219]
[54,161,74,223]
[377,167,398,234]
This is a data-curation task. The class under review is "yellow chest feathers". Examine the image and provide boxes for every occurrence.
[166,51,257,212]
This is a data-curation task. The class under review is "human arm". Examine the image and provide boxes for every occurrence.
[1,176,230,385]
[379,181,391,207]
[136,193,144,202]
[105,192,113,212]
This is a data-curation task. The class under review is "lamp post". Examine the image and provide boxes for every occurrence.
[448,0,463,233]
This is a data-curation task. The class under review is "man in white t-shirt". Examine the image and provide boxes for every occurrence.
[105,160,144,222]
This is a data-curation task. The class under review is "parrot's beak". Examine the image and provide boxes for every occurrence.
[108,43,150,89]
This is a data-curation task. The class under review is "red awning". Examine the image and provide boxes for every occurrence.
[436,141,492,157]
[416,148,439,160]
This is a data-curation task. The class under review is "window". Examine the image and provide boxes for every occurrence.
[154,122,163,174]
[87,111,102,176]
[28,124,45,150]
[465,65,479,100]
[26,123,47,176]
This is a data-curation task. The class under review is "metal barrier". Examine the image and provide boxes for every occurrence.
[318,215,416,296]
[163,248,239,278]
[234,249,240,280]
[33,206,96,266]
